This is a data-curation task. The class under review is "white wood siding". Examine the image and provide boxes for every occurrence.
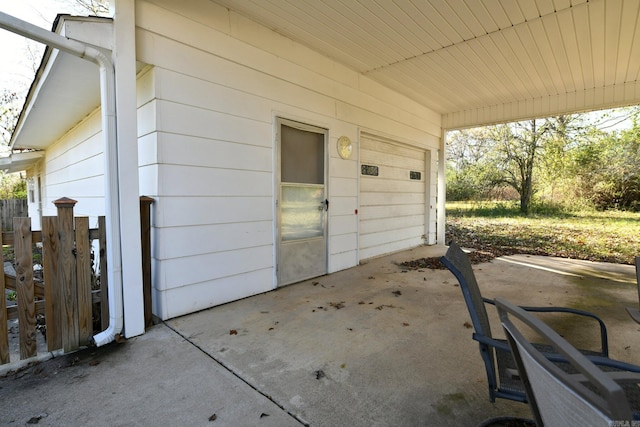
[359,134,428,260]
[39,109,106,223]
[136,0,441,319]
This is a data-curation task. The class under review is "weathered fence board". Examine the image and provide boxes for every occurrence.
[1,196,154,365]
[141,196,154,328]
[0,229,8,364]
[42,216,61,351]
[14,217,37,360]
[98,216,109,330]
[0,199,27,231]
[75,217,92,346]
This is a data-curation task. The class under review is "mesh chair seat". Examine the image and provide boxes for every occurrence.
[497,297,640,425]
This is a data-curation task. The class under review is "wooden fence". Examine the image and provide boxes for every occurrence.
[1,196,153,365]
[0,199,28,231]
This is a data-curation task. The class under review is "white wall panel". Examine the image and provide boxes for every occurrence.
[157,268,274,319]
[137,0,442,319]
[154,221,273,260]
[157,165,272,197]
[156,196,272,228]
[159,245,273,291]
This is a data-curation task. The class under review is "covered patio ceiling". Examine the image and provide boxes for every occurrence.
[8,0,640,157]
[211,0,640,129]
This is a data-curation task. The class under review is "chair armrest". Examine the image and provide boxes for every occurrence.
[483,297,609,356]
[585,355,640,373]
[474,331,640,375]
[472,333,512,352]
[518,305,608,357]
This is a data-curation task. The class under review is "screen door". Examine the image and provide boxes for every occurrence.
[277,119,328,286]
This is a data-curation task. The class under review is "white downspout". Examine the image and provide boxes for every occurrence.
[0,12,124,346]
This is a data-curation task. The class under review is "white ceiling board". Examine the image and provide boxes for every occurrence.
[14,0,640,147]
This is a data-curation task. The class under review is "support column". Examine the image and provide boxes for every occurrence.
[437,129,447,244]
[114,0,144,337]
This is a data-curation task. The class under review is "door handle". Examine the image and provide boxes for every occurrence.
[319,199,329,211]
[325,199,329,211]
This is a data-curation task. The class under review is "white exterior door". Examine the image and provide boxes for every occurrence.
[277,119,328,286]
[359,134,427,259]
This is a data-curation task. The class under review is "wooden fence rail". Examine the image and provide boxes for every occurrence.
[0,198,109,364]
[1,196,153,365]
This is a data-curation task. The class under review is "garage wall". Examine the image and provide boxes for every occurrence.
[359,134,429,260]
[136,0,442,319]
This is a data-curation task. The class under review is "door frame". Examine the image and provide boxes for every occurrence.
[275,117,329,286]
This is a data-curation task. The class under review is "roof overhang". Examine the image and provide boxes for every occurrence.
[0,151,44,173]
[9,15,113,151]
[210,0,640,129]
[9,0,640,150]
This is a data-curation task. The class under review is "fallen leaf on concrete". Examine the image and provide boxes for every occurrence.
[463,322,472,329]
[392,290,402,296]
[402,322,410,326]
[208,413,217,422]
[229,329,238,335]
[26,413,48,424]
[260,413,270,418]
[368,276,375,279]
[329,301,345,309]
[341,363,346,368]
[358,301,365,305]
[314,370,326,380]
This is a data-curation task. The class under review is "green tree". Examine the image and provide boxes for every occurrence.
[0,171,27,199]
[447,115,594,214]
[446,127,502,200]
[571,116,640,211]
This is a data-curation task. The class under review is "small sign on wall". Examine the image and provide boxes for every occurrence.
[361,165,379,176]
[410,171,421,180]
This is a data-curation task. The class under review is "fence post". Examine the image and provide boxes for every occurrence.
[54,197,79,352]
[140,196,154,329]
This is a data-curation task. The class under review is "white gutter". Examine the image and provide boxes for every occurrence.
[0,12,123,347]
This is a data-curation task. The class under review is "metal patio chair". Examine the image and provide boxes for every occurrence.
[440,241,640,404]
[497,297,640,425]
[625,257,640,324]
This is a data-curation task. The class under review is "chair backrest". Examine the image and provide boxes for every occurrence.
[496,297,633,426]
[440,242,493,339]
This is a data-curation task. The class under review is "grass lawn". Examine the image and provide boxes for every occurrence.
[445,201,640,265]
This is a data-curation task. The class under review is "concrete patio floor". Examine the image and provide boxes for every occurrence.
[1,245,638,426]
[166,245,640,426]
